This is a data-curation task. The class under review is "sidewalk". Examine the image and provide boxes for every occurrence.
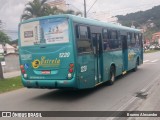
[126,75,160,120]
[3,71,21,79]
[135,77,160,120]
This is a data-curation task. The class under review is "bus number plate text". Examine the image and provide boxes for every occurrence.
[42,71,51,74]
[81,66,87,72]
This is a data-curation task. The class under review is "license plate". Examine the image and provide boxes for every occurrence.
[42,70,51,74]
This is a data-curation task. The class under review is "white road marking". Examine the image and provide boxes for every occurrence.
[106,73,160,120]
[143,60,149,63]
[144,63,156,64]
[141,74,160,92]
[151,59,159,63]
[143,59,159,64]
[106,97,137,120]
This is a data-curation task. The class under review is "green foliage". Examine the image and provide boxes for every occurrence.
[43,5,63,16]
[21,0,82,21]
[117,5,160,41]
[10,39,18,45]
[21,0,48,21]
[0,76,23,94]
[0,31,10,44]
[117,5,160,26]
[143,27,158,40]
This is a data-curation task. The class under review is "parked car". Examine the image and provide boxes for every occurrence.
[149,45,156,49]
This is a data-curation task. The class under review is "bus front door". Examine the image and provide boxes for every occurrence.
[92,33,103,85]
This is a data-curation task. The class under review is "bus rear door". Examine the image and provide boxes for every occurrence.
[92,33,103,85]
[121,34,128,72]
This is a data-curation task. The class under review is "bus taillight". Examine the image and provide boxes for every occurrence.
[69,63,74,73]
[22,69,26,74]
[68,63,74,79]
[20,65,25,74]
[70,63,74,68]
[20,65,24,69]
[69,68,73,73]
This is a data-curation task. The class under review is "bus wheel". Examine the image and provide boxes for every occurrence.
[108,66,115,85]
[133,59,138,72]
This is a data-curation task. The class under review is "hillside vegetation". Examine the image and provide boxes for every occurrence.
[117,5,160,40]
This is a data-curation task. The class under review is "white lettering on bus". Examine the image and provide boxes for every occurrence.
[59,52,70,58]
[81,66,87,72]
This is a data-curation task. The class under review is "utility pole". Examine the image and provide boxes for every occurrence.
[84,0,87,18]
[131,21,135,28]
[0,45,4,79]
[0,63,4,79]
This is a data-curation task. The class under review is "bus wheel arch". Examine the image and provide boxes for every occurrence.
[108,64,116,85]
[137,57,140,65]
[133,57,139,71]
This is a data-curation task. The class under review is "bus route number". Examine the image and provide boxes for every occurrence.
[81,65,87,72]
[59,52,70,58]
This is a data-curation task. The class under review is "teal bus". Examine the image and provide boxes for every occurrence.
[18,14,143,89]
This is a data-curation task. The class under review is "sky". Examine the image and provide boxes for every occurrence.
[0,0,160,40]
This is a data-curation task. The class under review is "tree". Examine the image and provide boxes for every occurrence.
[21,0,82,21]
[0,31,10,44]
[21,0,48,21]
[10,39,18,45]
[43,5,63,16]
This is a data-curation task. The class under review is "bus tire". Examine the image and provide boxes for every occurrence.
[133,58,138,72]
[108,66,115,85]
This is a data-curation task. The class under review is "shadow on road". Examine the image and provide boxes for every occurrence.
[31,83,112,102]
[31,68,143,102]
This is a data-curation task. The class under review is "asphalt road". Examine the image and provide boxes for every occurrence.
[0,51,160,119]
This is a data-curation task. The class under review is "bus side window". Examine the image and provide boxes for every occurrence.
[75,25,79,38]
[135,33,140,47]
[102,29,110,50]
[127,33,131,47]
[109,30,119,49]
[76,25,92,53]
[139,33,143,46]
[130,33,136,47]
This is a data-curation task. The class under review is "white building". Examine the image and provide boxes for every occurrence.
[47,0,67,11]
[0,44,4,53]
[1,44,15,54]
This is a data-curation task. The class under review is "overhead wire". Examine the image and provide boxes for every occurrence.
[87,1,160,16]
[86,0,98,13]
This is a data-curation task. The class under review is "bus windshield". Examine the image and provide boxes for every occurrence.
[20,18,69,46]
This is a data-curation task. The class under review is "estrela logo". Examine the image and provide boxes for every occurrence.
[32,59,40,68]
[31,56,61,69]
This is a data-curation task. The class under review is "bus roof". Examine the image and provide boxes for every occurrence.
[20,14,140,33]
